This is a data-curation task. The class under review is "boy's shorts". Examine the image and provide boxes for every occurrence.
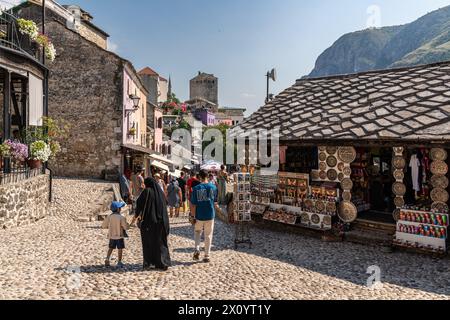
[109,239,125,249]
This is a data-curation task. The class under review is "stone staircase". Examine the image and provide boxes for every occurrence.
[345,219,396,247]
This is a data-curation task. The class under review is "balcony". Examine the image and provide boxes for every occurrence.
[0,10,41,62]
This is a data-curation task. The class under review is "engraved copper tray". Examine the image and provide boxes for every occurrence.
[319,152,327,162]
[431,202,450,213]
[342,191,352,201]
[326,156,338,168]
[315,200,326,213]
[430,148,448,162]
[394,196,405,208]
[323,216,332,226]
[327,169,338,181]
[431,175,449,189]
[338,173,345,182]
[392,182,406,196]
[300,213,310,224]
[393,170,404,181]
[319,162,327,171]
[338,147,356,164]
[319,171,327,180]
[343,167,352,177]
[337,162,345,171]
[326,146,338,155]
[431,161,448,176]
[393,156,406,170]
[311,214,321,224]
[338,201,357,223]
[341,178,353,191]
[430,188,449,203]
[326,202,337,213]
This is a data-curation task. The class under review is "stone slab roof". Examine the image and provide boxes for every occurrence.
[237,61,450,142]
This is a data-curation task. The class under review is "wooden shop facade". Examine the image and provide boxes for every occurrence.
[237,61,450,254]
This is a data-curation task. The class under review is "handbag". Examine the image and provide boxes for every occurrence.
[136,191,150,229]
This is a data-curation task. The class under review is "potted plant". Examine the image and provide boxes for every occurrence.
[5,140,28,166]
[28,140,51,169]
[128,128,137,136]
[0,142,11,171]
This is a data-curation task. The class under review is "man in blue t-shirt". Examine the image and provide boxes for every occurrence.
[190,169,218,263]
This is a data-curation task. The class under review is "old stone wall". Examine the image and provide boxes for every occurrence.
[45,20,124,179]
[0,174,50,229]
[77,24,108,50]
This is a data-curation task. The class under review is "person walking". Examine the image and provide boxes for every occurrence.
[190,170,218,263]
[167,177,182,218]
[154,173,167,198]
[132,178,171,271]
[129,166,145,214]
[177,172,188,215]
[217,165,228,205]
[102,201,129,268]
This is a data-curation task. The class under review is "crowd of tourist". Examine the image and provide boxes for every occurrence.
[105,165,231,271]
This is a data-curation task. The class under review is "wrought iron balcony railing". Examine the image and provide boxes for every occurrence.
[0,10,40,61]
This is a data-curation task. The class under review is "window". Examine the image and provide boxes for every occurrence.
[29,74,43,126]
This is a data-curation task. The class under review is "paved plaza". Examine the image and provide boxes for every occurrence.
[0,179,449,300]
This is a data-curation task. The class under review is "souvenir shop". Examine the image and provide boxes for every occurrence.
[249,143,450,254]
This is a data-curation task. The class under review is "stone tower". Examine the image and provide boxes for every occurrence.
[190,72,218,108]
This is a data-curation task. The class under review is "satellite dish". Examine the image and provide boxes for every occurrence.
[269,68,277,82]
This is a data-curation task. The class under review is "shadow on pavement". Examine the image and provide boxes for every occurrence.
[168,219,450,296]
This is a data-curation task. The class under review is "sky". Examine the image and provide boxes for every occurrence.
[5,0,450,115]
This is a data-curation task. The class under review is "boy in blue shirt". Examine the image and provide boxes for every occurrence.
[190,170,218,263]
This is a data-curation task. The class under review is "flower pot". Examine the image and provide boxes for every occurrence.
[27,159,42,169]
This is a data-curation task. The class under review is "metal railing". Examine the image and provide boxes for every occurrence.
[0,165,45,185]
[0,10,39,59]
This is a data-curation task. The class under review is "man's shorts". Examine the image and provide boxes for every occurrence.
[109,239,125,249]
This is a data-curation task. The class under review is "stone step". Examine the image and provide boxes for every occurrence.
[345,229,394,247]
[353,219,396,234]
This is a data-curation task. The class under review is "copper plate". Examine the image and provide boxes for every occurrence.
[326,202,337,213]
[431,161,448,176]
[342,191,352,201]
[323,216,332,226]
[326,146,338,155]
[394,196,405,208]
[393,170,404,181]
[319,162,327,171]
[430,188,449,203]
[327,169,338,181]
[304,199,314,209]
[337,162,345,171]
[393,156,406,170]
[327,156,338,168]
[311,214,321,224]
[311,171,320,180]
[319,171,327,180]
[319,152,327,162]
[341,178,353,191]
[338,147,357,164]
[393,209,401,222]
[315,200,326,213]
[431,175,449,189]
[338,201,358,223]
[318,146,326,152]
[430,148,448,161]
[392,182,406,196]
[300,213,310,224]
[343,167,352,177]
[338,173,345,182]
[431,202,450,213]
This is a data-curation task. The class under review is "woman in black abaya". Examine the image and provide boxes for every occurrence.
[135,177,171,271]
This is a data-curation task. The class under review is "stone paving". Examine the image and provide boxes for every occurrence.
[0,178,450,300]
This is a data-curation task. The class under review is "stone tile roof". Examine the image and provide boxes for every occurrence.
[237,61,450,142]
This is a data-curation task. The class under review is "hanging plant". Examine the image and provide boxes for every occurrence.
[16,18,39,40]
[29,140,52,162]
[0,142,11,158]
[35,33,56,62]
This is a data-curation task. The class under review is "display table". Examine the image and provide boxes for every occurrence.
[263,203,332,230]
[394,209,448,254]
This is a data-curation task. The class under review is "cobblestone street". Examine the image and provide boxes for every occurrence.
[1,179,450,300]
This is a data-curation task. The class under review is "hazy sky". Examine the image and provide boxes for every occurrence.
[44,0,450,114]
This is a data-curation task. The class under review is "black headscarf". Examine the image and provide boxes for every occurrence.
[136,177,170,234]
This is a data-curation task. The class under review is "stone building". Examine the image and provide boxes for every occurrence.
[219,107,246,126]
[190,72,218,111]
[15,1,150,179]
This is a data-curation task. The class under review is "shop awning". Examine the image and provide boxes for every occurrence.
[150,160,170,172]
[149,154,174,165]
[122,144,152,154]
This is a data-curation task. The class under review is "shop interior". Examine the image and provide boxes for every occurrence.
[282,145,444,225]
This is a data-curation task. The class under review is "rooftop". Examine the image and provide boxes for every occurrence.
[237,60,450,142]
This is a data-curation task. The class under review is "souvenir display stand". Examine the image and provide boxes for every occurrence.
[393,206,448,254]
[233,173,252,249]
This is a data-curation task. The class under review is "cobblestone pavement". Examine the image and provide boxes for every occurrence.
[1,178,450,300]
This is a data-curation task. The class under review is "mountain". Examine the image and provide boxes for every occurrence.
[308,5,450,78]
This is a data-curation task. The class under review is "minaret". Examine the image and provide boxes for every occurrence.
[168,75,172,101]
